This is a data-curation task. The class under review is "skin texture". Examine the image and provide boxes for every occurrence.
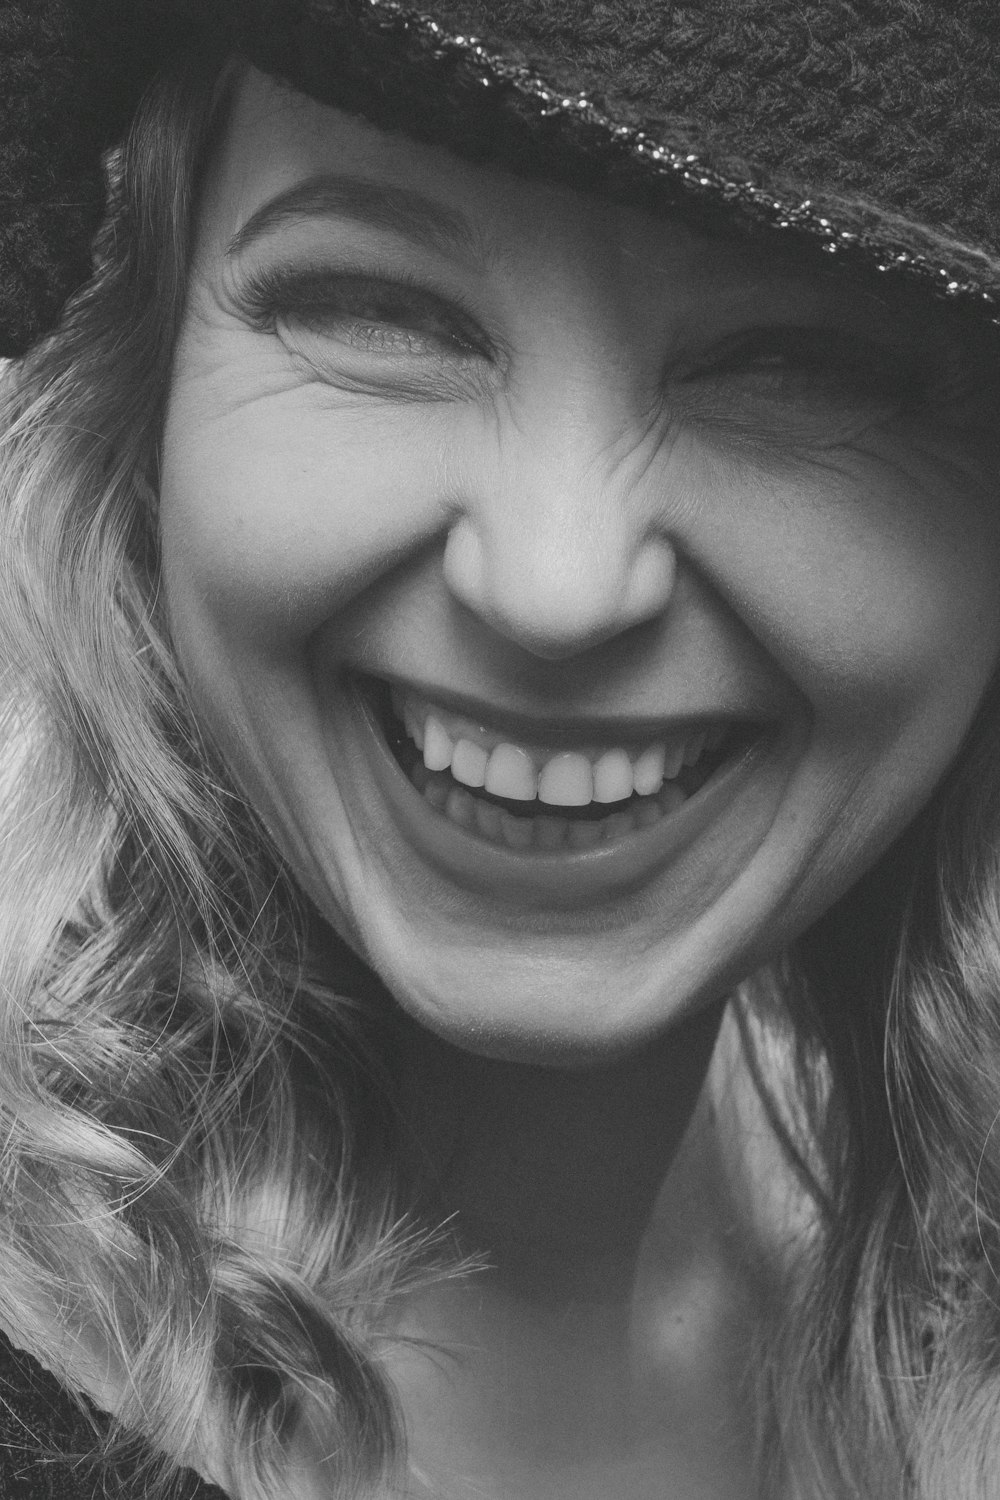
[157,70,1000,1498]
[163,72,1000,1066]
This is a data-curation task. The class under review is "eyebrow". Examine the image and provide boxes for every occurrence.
[227,172,479,261]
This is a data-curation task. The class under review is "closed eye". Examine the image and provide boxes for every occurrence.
[677,326,926,407]
[235,264,493,362]
[662,323,994,449]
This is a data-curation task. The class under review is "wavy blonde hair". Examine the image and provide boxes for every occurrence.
[4,45,1000,1500]
[0,55,440,1500]
[746,677,1000,1499]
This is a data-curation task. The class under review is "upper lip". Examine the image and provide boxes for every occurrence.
[353,670,778,749]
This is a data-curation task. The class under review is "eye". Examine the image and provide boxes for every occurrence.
[233,263,494,390]
[666,322,1000,452]
[671,326,928,430]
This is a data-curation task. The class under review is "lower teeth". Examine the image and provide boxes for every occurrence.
[412,763,687,850]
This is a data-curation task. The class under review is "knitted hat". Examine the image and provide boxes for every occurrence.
[2,0,999,358]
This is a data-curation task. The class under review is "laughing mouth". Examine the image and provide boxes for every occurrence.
[364,677,762,853]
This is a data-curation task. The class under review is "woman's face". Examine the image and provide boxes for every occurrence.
[160,70,1000,1063]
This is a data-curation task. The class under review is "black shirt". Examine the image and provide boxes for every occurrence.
[0,1332,227,1498]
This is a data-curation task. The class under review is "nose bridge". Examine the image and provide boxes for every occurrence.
[442,406,676,659]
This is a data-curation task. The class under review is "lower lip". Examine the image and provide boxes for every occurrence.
[347,682,793,910]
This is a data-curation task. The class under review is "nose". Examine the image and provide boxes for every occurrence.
[442,441,677,661]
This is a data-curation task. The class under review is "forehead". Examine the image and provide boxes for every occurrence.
[197,67,803,299]
[194,66,970,362]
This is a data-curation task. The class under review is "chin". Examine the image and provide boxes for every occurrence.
[335,898,731,1068]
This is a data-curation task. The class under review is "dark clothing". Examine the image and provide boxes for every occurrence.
[0,1332,225,1499]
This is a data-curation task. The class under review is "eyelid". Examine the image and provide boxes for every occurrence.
[668,323,944,411]
[673,324,907,375]
[229,258,499,361]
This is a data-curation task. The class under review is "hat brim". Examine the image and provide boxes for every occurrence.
[238,0,1000,328]
[3,0,999,356]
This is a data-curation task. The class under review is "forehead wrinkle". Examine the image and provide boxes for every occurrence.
[226,171,484,265]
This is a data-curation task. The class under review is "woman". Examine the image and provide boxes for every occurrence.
[1,2,1000,1496]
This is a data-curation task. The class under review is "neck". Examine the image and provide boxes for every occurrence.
[395,1002,725,1303]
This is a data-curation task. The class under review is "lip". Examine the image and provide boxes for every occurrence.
[371,671,756,749]
[346,674,798,910]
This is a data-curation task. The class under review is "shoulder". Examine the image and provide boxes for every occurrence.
[0,1330,227,1499]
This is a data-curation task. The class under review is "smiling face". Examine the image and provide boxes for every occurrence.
[158,68,1000,1063]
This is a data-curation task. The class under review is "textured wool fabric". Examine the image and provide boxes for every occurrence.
[0,2,106,358]
[1,0,1000,356]
[410,0,1000,239]
[0,1331,226,1498]
[408,0,1000,258]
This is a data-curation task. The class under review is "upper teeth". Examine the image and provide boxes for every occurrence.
[391,689,724,807]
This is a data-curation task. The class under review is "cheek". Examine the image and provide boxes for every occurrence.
[690,448,1000,741]
[158,377,458,652]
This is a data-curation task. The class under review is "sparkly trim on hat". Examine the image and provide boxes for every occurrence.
[347,2,1000,316]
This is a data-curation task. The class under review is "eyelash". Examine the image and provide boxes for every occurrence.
[235,263,494,362]
[679,327,932,405]
[232,262,992,427]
